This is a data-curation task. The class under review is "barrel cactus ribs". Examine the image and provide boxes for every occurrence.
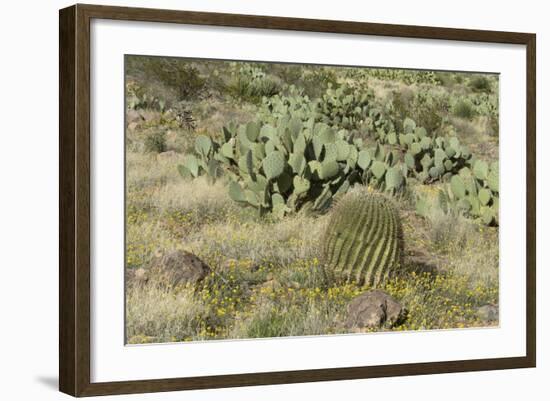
[322,189,404,287]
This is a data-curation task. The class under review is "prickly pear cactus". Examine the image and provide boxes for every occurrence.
[322,189,404,287]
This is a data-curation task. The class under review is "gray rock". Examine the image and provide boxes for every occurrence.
[345,290,406,330]
[156,150,177,161]
[126,267,149,287]
[477,304,499,323]
[126,109,142,124]
[151,250,211,288]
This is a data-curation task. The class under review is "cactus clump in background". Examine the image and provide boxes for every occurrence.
[322,189,404,287]
[178,119,407,217]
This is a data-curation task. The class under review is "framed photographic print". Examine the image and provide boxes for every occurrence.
[59,4,536,397]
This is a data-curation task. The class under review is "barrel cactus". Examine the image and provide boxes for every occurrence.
[322,189,404,287]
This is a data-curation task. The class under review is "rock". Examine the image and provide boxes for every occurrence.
[126,109,143,124]
[156,150,177,161]
[127,122,139,132]
[151,250,211,287]
[477,304,499,323]
[126,267,149,287]
[345,290,406,330]
[134,268,148,283]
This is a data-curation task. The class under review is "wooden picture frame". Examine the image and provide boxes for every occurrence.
[59,3,536,397]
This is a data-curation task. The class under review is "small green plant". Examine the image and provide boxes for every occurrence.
[322,189,404,287]
[144,130,167,153]
[468,75,493,93]
[131,57,206,101]
[451,97,476,119]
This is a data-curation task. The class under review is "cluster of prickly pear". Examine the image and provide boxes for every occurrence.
[316,84,374,130]
[259,86,320,126]
[322,189,404,287]
[178,116,407,217]
[222,119,363,215]
[229,64,281,102]
[382,118,472,183]
[435,160,499,225]
[355,142,407,193]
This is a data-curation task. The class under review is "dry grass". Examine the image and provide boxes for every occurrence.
[126,284,208,343]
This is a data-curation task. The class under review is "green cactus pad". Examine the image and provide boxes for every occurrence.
[450,175,466,198]
[319,160,340,180]
[371,161,386,179]
[245,121,260,142]
[478,188,492,206]
[288,153,306,175]
[403,117,416,134]
[195,135,212,157]
[322,190,404,287]
[357,150,372,170]
[221,142,234,159]
[228,181,246,203]
[404,153,415,170]
[385,167,404,191]
[473,160,489,180]
[262,151,286,180]
[293,176,310,195]
[183,155,199,177]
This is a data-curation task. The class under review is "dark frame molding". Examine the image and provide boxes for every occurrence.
[59,3,536,397]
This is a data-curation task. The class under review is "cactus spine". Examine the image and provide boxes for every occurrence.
[322,190,403,287]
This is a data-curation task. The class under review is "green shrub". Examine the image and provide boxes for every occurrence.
[391,89,447,133]
[469,75,492,93]
[144,130,167,153]
[451,98,476,119]
[129,57,206,101]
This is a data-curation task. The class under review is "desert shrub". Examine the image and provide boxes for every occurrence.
[433,71,455,87]
[469,75,493,93]
[144,130,167,153]
[298,66,339,98]
[451,97,476,119]
[391,89,448,133]
[129,56,206,101]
